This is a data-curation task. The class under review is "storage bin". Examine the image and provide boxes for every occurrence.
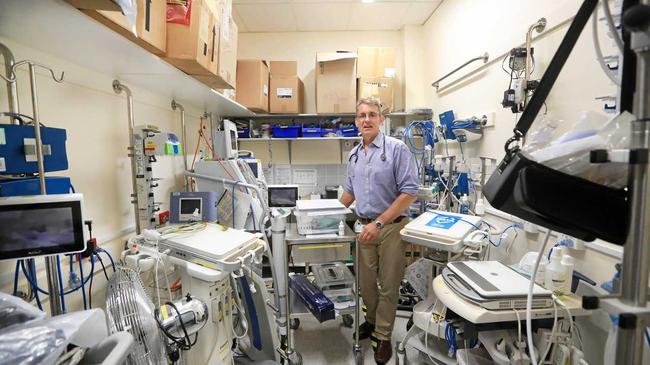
[301,125,322,138]
[338,126,359,137]
[272,125,300,138]
[312,262,355,290]
[294,210,346,235]
[321,128,338,137]
[238,128,250,139]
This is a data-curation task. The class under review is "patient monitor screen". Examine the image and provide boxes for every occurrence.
[180,198,202,215]
[269,187,298,207]
[0,201,84,259]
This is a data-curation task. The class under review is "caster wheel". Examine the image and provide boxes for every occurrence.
[342,314,354,328]
[290,318,300,330]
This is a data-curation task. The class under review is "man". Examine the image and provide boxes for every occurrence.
[340,97,418,364]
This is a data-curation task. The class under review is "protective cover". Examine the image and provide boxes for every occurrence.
[0,291,45,330]
[289,274,335,323]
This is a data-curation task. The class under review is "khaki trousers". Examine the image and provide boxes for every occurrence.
[358,219,408,341]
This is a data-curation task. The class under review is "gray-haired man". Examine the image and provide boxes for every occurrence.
[340,97,418,364]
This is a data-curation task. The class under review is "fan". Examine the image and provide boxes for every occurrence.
[105,266,167,365]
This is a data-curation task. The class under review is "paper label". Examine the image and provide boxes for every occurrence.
[0,157,5,172]
[384,67,396,78]
[0,128,5,145]
[379,83,389,88]
[199,7,209,43]
[277,88,293,98]
[263,84,269,96]
[426,214,460,230]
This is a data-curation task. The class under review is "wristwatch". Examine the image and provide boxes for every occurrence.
[374,220,384,230]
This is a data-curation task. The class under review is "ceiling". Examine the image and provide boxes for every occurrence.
[232,0,443,33]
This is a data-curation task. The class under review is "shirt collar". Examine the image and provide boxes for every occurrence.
[370,131,385,148]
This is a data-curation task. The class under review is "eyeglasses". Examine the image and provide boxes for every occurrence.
[355,112,380,120]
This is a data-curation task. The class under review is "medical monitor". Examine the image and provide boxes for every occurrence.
[0,193,86,260]
[170,191,218,223]
[214,119,238,159]
[268,185,298,208]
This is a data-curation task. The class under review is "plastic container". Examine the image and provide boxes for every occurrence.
[272,125,300,138]
[237,127,250,139]
[561,255,575,293]
[545,247,569,293]
[321,128,338,137]
[294,210,346,235]
[312,262,355,290]
[301,125,322,138]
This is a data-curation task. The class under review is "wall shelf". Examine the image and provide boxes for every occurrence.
[0,0,254,117]
[227,113,355,120]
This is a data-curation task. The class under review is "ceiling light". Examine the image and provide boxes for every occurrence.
[362,0,375,3]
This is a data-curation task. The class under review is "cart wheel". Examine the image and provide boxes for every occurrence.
[290,318,300,330]
[342,314,354,328]
[353,348,364,365]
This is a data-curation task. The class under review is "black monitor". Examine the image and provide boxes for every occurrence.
[267,185,299,208]
[0,194,87,260]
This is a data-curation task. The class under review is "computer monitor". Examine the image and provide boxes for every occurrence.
[268,185,299,208]
[0,193,87,260]
[170,191,218,223]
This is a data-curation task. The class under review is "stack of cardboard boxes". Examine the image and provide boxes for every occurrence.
[236,60,303,114]
[356,47,396,113]
[71,0,238,90]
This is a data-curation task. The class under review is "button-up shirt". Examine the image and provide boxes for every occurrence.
[345,132,419,219]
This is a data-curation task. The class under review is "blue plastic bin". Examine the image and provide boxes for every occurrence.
[301,125,322,138]
[321,128,338,137]
[272,125,300,138]
[238,128,250,139]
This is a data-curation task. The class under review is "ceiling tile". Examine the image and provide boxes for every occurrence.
[347,2,409,31]
[293,2,350,31]
[402,1,440,25]
[235,3,297,32]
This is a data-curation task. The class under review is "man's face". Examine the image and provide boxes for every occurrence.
[355,103,384,139]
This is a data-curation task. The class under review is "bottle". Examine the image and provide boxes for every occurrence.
[561,254,575,293]
[545,247,568,294]
[338,221,345,236]
[460,194,469,214]
[337,185,344,200]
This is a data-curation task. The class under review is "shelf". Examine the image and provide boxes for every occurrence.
[0,0,254,117]
[228,113,355,119]
[239,137,360,141]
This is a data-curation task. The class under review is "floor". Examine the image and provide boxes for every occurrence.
[236,311,438,365]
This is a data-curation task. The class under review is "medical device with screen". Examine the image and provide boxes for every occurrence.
[0,193,86,260]
[268,185,299,207]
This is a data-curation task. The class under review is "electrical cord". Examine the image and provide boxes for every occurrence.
[78,255,87,310]
[154,302,199,351]
[527,230,552,365]
[56,256,66,313]
[19,257,94,296]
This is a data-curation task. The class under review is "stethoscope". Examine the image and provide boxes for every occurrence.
[348,134,387,163]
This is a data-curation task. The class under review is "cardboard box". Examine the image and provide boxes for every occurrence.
[316,51,357,114]
[165,0,214,76]
[270,61,297,77]
[357,47,396,78]
[83,0,167,54]
[67,0,120,11]
[235,60,269,113]
[357,77,394,113]
[270,76,303,114]
[216,17,238,89]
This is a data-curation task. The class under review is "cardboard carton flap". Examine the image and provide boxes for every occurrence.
[317,51,358,63]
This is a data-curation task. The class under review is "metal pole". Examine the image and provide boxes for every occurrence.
[27,63,63,316]
[617,8,650,363]
[447,156,455,209]
[354,237,361,351]
[171,100,189,191]
[0,42,20,124]
[283,223,294,358]
[113,80,141,234]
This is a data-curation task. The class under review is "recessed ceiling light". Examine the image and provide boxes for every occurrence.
[362,0,375,3]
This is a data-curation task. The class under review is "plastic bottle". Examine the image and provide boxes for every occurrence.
[475,198,485,216]
[460,194,469,214]
[545,247,568,293]
[561,254,575,293]
[337,185,344,200]
[338,221,345,236]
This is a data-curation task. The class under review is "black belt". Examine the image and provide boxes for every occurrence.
[358,216,406,225]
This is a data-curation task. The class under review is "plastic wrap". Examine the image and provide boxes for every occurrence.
[116,0,138,36]
[0,292,45,330]
[0,309,106,365]
[524,111,634,188]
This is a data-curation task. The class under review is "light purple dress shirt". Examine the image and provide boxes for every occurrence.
[345,131,419,219]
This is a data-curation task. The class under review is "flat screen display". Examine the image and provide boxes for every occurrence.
[268,187,298,207]
[180,198,202,214]
[0,200,85,259]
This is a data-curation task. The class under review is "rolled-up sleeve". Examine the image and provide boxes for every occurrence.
[394,143,419,196]
[345,158,355,195]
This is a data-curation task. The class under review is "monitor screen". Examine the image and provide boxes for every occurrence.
[180,198,202,214]
[247,161,259,178]
[268,186,298,207]
[0,197,85,260]
[230,129,238,152]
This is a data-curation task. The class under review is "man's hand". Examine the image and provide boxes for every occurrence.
[358,223,380,244]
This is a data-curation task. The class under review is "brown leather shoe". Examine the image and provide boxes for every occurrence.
[374,339,393,364]
[353,321,375,340]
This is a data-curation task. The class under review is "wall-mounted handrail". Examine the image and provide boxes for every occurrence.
[431,52,489,90]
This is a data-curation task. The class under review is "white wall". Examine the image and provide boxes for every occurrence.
[0,36,207,313]
[238,30,404,113]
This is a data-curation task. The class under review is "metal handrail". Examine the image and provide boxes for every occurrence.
[431,52,489,90]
